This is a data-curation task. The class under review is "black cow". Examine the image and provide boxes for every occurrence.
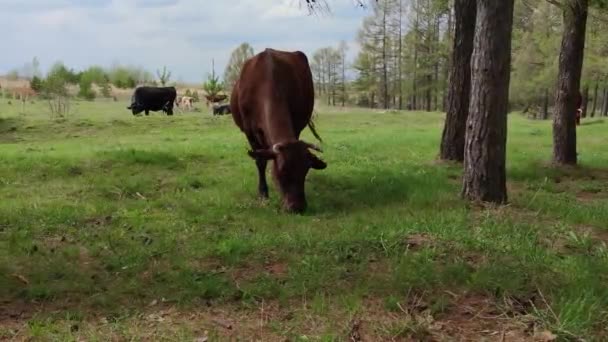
[212,103,231,116]
[127,86,176,116]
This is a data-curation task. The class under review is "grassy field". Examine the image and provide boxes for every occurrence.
[1,99,608,341]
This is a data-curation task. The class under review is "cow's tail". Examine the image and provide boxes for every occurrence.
[308,112,323,143]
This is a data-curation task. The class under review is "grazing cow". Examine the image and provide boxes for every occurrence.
[212,103,231,115]
[127,86,176,116]
[230,48,326,213]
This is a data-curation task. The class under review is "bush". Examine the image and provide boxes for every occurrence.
[185,89,192,97]
[30,76,44,92]
[192,90,200,102]
[43,69,71,118]
[78,72,97,101]
[100,81,112,98]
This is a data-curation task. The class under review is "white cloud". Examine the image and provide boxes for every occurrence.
[0,0,367,82]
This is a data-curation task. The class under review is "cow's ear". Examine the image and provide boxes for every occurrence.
[308,153,327,170]
[248,149,276,160]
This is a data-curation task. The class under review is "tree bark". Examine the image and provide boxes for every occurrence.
[439,0,477,162]
[462,0,514,204]
[590,82,598,117]
[552,0,587,165]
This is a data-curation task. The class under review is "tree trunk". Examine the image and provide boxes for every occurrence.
[541,88,549,120]
[590,82,598,117]
[440,0,477,162]
[413,8,419,111]
[398,0,403,110]
[342,52,346,107]
[462,0,514,204]
[552,0,587,165]
[381,0,389,110]
[603,88,608,117]
[581,85,589,118]
[426,75,432,111]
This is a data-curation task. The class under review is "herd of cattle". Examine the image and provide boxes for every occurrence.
[126,48,325,213]
[127,86,232,116]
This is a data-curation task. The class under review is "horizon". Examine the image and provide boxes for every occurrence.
[0,0,369,83]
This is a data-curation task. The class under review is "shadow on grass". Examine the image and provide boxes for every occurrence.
[509,161,608,183]
[308,165,457,215]
[580,119,604,126]
[0,117,24,142]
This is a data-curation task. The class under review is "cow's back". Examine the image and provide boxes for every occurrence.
[232,49,314,139]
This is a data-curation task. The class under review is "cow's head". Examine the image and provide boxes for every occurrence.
[128,104,144,115]
[248,140,326,213]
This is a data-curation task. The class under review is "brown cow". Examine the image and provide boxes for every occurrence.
[230,48,327,213]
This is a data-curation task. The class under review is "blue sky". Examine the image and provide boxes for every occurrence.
[0,0,368,83]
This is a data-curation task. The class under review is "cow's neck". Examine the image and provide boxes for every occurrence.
[263,105,296,146]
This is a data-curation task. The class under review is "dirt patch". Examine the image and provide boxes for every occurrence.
[576,189,607,203]
[576,224,608,244]
[435,294,534,341]
[0,293,562,341]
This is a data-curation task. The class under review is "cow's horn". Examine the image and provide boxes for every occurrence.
[272,142,285,153]
[303,141,323,152]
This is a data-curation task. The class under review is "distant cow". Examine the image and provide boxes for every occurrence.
[575,91,583,126]
[212,103,231,115]
[177,96,194,111]
[230,48,326,213]
[127,86,176,116]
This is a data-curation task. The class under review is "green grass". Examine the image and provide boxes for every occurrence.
[1,100,608,340]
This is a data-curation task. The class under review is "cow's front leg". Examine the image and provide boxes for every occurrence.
[255,158,269,199]
[246,133,269,199]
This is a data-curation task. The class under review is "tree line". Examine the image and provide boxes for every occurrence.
[305,0,607,206]
[309,0,608,116]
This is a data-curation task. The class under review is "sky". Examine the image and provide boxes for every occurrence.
[0,0,368,83]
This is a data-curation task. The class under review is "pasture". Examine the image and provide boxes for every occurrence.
[1,100,608,341]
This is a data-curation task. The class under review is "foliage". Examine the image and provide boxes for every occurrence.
[156,66,172,86]
[100,81,112,98]
[351,0,450,110]
[30,76,44,92]
[202,72,224,98]
[108,65,153,89]
[223,43,255,90]
[192,90,200,102]
[6,70,19,81]
[78,74,96,101]
[185,89,192,97]
[42,67,71,118]
[48,62,80,85]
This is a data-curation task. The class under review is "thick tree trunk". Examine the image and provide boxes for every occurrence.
[552,0,587,165]
[462,0,514,204]
[541,88,549,120]
[590,82,598,117]
[581,85,589,118]
[439,0,477,162]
